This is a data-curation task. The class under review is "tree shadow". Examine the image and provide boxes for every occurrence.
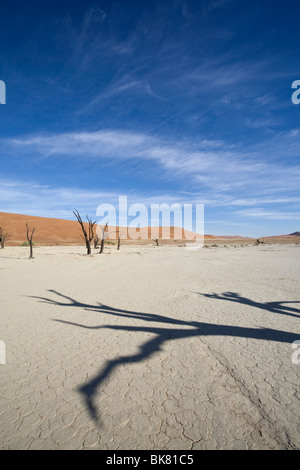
[198,291,300,319]
[31,289,300,423]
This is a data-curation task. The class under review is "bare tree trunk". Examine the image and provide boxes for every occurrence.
[98,222,108,254]
[0,227,10,249]
[73,209,96,255]
[94,235,99,249]
[117,235,121,250]
[26,223,35,259]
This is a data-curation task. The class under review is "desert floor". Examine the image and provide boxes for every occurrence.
[0,243,299,450]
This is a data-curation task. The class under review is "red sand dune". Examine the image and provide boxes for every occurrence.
[3,212,296,247]
[0,212,205,246]
[0,212,87,246]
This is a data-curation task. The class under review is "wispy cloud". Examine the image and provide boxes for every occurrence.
[83,6,107,25]
[0,177,206,220]
[236,208,300,220]
[3,128,300,203]
[0,179,119,218]
[79,75,166,115]
[202,0,237,14]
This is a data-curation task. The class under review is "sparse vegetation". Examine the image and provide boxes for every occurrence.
[21,241,36,247]
[105,240,116,245]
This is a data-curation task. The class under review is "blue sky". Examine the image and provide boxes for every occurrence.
[0,0,300,236]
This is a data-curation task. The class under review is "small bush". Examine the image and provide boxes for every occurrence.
[21,241,35,247]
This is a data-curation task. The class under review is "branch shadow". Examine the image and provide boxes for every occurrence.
[198,291,300,319]
[31,289,300,423]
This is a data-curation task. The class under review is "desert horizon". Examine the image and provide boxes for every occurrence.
[1,211,299,247]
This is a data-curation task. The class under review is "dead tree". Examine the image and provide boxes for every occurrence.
[97,222,118,254]
[153,238,159,246]
[94,235,99,249]
[98,222,109,254]
[26,223,35,259]
[117,229,124,251]
[73,209,96,255]
[0,227,10,249]
[98,223,117,254]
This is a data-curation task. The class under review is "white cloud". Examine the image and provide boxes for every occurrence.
[3,128,300,199]
[236,208,300,220]
[0,178,207,220]
[79,77,166,114]
[0,179,119,219]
